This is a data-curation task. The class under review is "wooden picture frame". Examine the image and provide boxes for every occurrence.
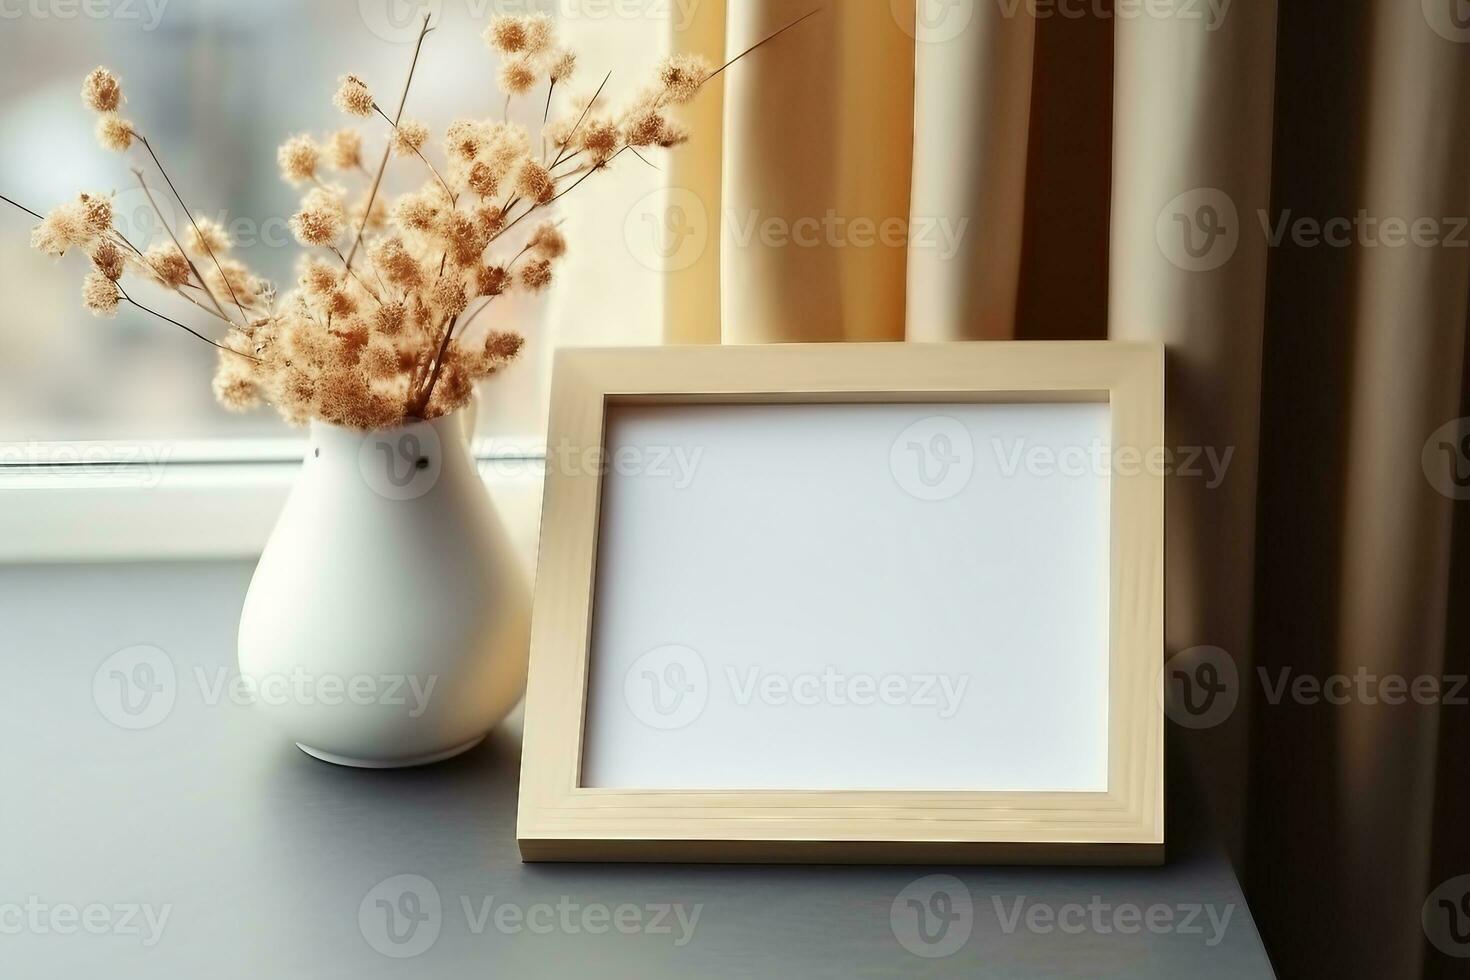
[517,342,1164,864]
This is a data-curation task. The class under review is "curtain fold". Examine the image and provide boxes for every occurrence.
[1108,2,1278,862]
[719,2,913,343]
[674,4,1470,975]
[905,5,1036,341]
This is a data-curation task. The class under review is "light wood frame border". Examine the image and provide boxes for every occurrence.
[517,342,1164,864]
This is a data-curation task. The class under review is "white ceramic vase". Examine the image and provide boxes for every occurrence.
[237,410,529,768]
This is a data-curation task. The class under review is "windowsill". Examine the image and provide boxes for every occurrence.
[0,439,548,564]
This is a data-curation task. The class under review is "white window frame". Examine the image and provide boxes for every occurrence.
[0,439,548,564]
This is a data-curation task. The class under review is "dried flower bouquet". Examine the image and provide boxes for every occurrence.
[3,11,813,430]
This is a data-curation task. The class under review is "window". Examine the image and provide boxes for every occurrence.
[0,0,670,450]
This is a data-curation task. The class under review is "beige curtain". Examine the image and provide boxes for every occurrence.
[670,3,1470,977]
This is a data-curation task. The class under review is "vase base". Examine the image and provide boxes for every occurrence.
[295,735,487,769]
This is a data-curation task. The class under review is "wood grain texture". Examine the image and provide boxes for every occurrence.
[518,342,1165,863]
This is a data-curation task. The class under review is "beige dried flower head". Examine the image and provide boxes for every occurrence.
[81,67,123,113]
[351,191,390,234]
[277,134,320,186]
[473,203,506,237]
[213,349,262,412]
[475,263,509,297]
[624,110,670,148]
[79,193,114,235]
[360,340,400,381]
[95,113,134,152]
[657,118,691,148]
[333,74,375,117]
[207,258,261,308]
[82,270,121,317]
[290,187,345,248]
[391,119,429,158]
[518,257,553,292]
[433,277,468,318]
[522,13,554,54]
[30,199,95,257]
[484,330,524,362]
[657,54,713,105]
[462,160,498,198]
[325,129,363,171]
[498,56,537,96]
[90,240,125,281]
[185,216,231,256]
[577,119,620,164]
[298,256,339,296]
[549,49,577,83]
[144,242,191,288]
[484,14,529,53]
[528,221,566,259]
[369,236,425,290]
[373,299,408,336]
[439,211,489,267]
[391,184,448,238]
[515,160,555,204]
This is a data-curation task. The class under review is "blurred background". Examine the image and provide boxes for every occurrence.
[0,0,669,446]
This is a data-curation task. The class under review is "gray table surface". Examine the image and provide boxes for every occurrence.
[1,561,1276,978]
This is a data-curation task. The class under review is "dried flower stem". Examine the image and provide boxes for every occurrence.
[116,283,257,361]
[133,134,250,324]
[0,193,44,221]
[131,169,233,324]
[372,105,456,203]
[343,14,435,274]
[411,313,459,415]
